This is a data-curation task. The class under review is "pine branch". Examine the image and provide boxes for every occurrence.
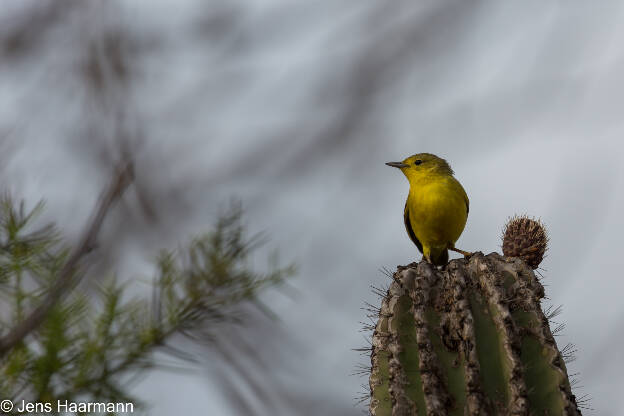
[0,161,133,356]
[0,189,293,411]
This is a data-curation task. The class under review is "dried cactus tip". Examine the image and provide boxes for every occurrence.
[501,214,549,269]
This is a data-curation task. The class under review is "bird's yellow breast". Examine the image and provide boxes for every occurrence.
[406,175,468,249]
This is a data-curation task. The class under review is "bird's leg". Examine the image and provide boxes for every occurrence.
[422,254,433,264]
[449,246,473,257]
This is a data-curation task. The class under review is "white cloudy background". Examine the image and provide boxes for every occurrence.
[1,1,623,414]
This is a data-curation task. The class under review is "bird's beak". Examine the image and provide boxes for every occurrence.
[386,161,409,169]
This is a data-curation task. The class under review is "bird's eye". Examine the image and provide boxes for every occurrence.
[414,160,423,166]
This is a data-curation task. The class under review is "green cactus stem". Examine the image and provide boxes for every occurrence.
[368,252,581,416]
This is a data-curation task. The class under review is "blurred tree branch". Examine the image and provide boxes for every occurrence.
[0,187,294,413]
[0,160,134,357]
[0,0,78,60]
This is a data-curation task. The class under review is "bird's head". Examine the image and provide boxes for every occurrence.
[386,153,454,181]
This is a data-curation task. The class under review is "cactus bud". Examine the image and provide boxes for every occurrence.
[502,215,548,269]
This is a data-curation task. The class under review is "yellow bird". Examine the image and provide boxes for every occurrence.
[386,153,470,266]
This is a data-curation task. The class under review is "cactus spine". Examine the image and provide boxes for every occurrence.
[369,253,581,415]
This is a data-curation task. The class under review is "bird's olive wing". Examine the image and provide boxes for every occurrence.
[403,202,423,254]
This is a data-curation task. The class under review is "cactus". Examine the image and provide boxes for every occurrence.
[368,252,581,415]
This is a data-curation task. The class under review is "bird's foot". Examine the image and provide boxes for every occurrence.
[449,247,473,258]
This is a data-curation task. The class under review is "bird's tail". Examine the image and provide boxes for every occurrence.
[431,248,449,266]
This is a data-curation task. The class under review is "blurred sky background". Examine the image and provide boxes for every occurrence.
[1,0,624,414]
